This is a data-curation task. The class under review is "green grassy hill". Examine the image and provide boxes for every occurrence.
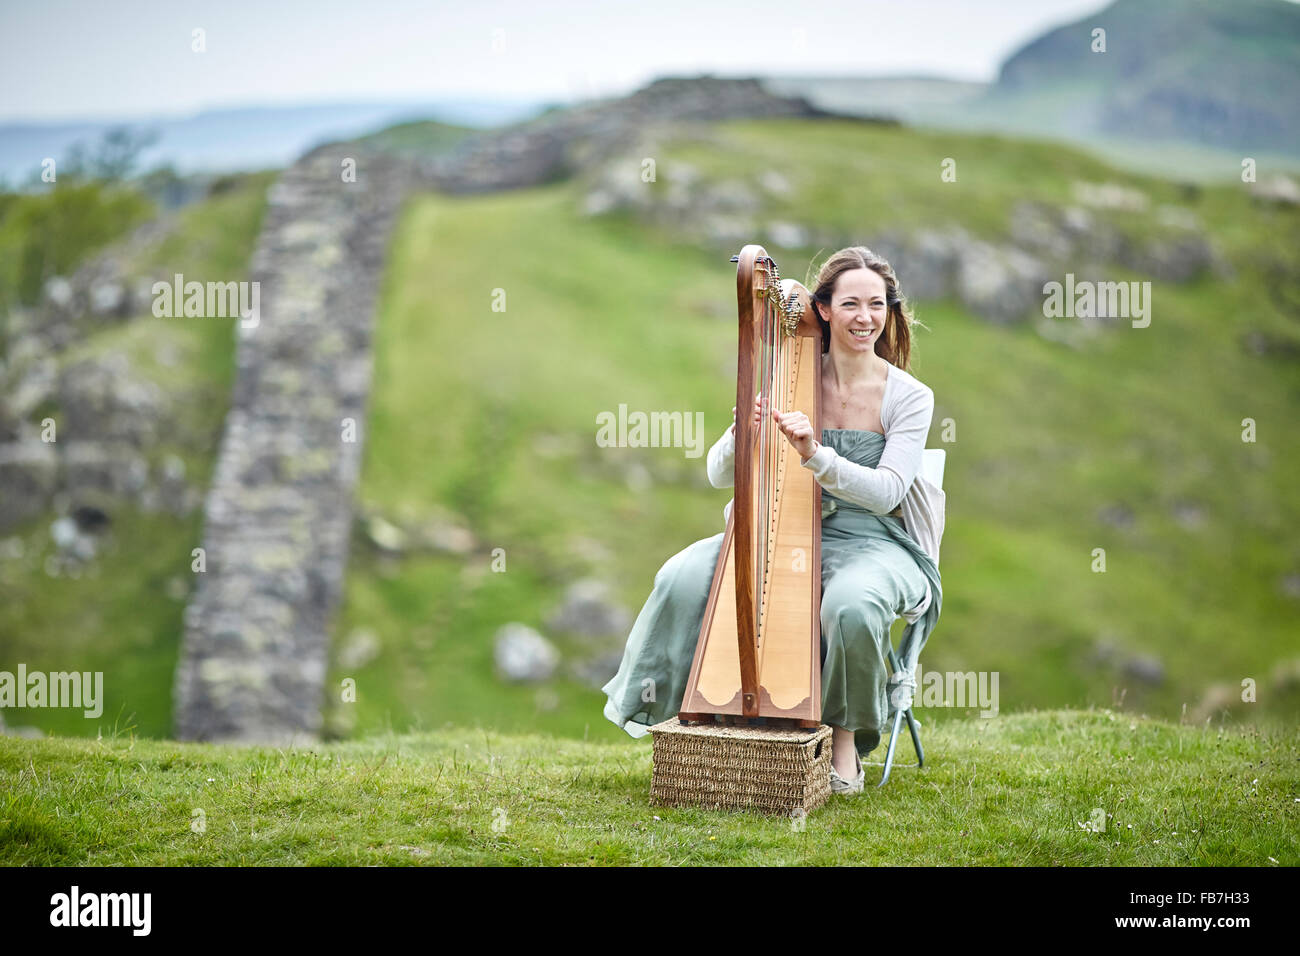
[331,115,1300,750]
[3,114,1297,751]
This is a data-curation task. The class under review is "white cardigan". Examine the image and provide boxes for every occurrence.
[705,360,946,620]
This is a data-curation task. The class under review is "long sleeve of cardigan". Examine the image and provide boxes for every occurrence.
[799,384,934,514]
[706,424,736,489]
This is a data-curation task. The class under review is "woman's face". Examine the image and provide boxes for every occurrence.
[820,268,888,356]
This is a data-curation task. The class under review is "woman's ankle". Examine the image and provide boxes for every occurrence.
[830,729,858,775]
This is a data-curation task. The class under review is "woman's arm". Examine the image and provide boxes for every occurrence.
[707,397,765,489]
[799,385,934,514]
[706,423,736,489]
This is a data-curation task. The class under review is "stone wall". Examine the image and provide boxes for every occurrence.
[419,76,829,194]
[172,145,419,742]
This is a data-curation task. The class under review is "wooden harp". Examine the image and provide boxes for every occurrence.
[679,245,823,730]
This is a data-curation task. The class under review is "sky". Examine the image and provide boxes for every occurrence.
[0,0,1121,123]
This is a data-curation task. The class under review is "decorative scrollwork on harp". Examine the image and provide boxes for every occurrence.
[733,253,807,338]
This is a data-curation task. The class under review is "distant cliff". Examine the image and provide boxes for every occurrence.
[766,0,1300,170]
[989,0,1300,155]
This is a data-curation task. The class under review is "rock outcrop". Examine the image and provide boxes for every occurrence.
[0,217,206,533]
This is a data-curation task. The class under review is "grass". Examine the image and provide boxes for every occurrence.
[0,508,196,737]
[1,709,1294,865]
[350,118,477,156]
[647,117,1246,248]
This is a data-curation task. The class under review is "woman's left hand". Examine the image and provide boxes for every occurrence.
[772,408,818,461]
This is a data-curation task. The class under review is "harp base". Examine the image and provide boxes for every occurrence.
[678,712,821,731]
[647,717,832,817]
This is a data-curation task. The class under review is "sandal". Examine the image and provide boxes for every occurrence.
[829,750,864,795]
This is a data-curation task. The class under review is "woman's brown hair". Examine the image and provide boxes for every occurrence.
[805,246,925,372]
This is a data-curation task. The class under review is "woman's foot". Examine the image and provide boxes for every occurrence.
[829,726,865,794]
[829,750,864,795]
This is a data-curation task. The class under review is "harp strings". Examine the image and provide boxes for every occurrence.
[756,291,770,640]
[753,279,791,647]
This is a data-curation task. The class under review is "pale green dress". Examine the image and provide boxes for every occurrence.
[601,428,942,758]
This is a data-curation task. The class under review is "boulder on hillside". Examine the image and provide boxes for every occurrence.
[955,239,1051,323]
[547,578,632,640]
[0,441,59,532]
[1253,175,1300,206]
[494,623,560,683]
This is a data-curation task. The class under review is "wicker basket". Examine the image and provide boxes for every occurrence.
[648,717,833,816]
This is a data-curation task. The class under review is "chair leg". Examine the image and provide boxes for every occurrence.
[904,706,925,768]
[877,707,906,787]
[877,645,925,786]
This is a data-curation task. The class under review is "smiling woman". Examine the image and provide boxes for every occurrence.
[602,245,943,795]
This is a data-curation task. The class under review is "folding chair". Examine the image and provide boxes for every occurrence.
[872,447,945,787]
